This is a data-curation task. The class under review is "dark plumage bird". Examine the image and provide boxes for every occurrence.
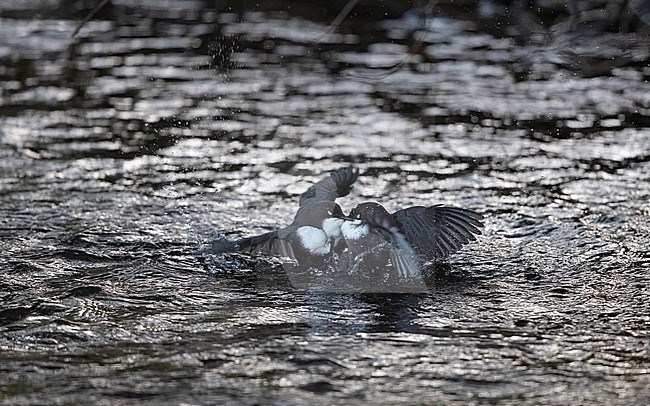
[208,167,484,279]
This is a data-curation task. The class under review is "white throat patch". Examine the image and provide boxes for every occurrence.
[296,226,331,255]
[322,218,344,239]
[341,219,370,240]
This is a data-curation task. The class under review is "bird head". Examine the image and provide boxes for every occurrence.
[347,202,396,229]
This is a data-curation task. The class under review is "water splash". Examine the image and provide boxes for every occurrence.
[163,185,220,276]
[178,207,221,276]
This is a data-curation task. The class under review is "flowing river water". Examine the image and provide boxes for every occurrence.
[1,1,649,404]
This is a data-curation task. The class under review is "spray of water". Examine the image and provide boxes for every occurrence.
[163,185,221,276]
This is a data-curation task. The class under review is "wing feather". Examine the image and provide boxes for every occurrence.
[298,167,359,209]
[392,205,484,261]
[364,225,421,279]
[207,229,298,260]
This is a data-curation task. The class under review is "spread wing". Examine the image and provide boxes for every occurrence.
[392,205,484,261]
[296,167,359,216]
[341,221,422,279]
[206,230,296,259]
[377,227,422,279]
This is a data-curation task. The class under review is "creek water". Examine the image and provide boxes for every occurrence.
[1,1,649,404]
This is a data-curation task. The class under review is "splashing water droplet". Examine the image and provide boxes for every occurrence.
[163,186,220,276]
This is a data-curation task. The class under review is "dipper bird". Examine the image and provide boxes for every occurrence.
[208,167,483,279]
[209,167,360,272]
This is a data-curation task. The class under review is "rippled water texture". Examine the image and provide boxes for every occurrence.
[1,0,649,404]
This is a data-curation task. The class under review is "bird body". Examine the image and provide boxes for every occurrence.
[208,167,483,283]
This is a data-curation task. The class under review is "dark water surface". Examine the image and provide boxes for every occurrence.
[1,1,649,404]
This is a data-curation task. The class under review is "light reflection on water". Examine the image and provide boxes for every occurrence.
[1,0,649,404]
